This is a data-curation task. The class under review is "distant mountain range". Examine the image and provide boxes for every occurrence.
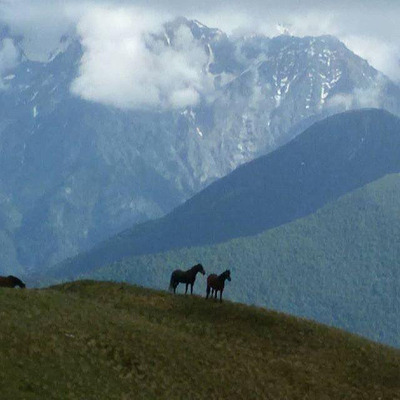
[1,18,400,274]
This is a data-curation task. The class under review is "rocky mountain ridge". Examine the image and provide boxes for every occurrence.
[0,18,399,273]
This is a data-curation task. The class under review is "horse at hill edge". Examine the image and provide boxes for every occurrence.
[0,275,26,288]
[206,270,231,302]
[169,264,205,294]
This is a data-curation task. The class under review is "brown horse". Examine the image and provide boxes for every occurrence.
[0,275,26,288]
[206,270,231,302]
[169,263,205,294]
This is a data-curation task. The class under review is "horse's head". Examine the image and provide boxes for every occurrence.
[196,264,206,275]
[224,270,231,282]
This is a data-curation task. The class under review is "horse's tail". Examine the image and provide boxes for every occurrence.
[169,273,175,291]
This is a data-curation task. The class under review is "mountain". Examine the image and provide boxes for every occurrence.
[1,19,400,274]
[82,173,400,348]
[1,281,399,399]
[51,109,400,281]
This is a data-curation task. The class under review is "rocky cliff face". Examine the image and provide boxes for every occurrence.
[0,18,399,273]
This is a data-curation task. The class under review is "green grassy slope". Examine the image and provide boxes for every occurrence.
[84,174,400,348]
[1,281,399,399]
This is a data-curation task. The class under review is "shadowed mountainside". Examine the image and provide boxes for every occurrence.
[51,109,400,280]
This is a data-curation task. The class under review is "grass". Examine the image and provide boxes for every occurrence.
[0,280,399,399]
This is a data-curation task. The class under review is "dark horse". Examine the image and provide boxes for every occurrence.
[169,264,205,294]
[0,275,26,288]
[206,270,231,302]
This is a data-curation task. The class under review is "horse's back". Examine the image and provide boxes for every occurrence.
[0,276,12,287]
[171,269,187,282]
[0,275,25,288]
[207,274,218,287]
[171,269,182,277]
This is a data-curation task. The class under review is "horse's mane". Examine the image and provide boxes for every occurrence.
[218,269,230,278]
[7,275,21,283]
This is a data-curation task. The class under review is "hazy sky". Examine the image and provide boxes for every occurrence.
[0,0,398,109]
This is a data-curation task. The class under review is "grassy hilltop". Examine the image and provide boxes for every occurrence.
[0,281,399,399]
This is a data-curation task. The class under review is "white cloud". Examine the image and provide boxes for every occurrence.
[327,75,387,110]
[342,36,400,82]
[169,87,200,109]
[0,38,20,89]
[327,93,354,110]
[353,78,386,109]
[70,6,213,110]
[0,0,78,61]
[0,0,399,109]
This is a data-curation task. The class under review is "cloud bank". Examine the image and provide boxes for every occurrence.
[70,6,213,110]
[0,0,399,109]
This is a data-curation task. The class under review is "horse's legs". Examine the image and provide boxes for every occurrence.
[173,284,177,294]
[185,283,188,294]
[206,285,210,299]
[214,289,218,300]
[190,283,193,295]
